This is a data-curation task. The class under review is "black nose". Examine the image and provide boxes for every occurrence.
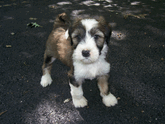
[82,50,90,57]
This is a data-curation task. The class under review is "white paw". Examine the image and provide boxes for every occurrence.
[102,93,118,107]
[72,96,88,108]
[40,73,52,87]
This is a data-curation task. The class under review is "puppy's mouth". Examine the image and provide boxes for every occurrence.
[80,57,97,64]
[81,58,91,64]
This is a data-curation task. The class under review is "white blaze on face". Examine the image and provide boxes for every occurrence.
[72,19,100,64]
[81,19,98,32]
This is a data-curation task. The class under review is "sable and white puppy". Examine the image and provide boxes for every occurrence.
[40,13,118,108]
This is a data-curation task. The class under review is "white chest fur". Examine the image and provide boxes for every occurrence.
[73,57,110,81]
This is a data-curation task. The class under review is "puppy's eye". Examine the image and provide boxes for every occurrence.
[74,35,81,40]
[94,35,100,40]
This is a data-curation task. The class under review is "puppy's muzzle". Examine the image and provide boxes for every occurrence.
[82,50,90,57]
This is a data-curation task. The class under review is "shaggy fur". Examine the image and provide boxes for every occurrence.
[40,13,117,108]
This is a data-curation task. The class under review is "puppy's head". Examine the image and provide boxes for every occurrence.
[69,16,111,64]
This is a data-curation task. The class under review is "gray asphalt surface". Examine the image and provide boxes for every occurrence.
[0,0,165,124]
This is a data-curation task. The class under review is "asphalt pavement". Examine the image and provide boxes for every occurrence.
[0,0,165,124]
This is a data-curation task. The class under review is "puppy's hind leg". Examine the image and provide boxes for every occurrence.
[97,75,118,107]
[40,53,56,87]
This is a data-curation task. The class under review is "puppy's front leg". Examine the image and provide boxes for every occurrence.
[97,75,118,107]
[40,53,56,87]
[69,77,87,108]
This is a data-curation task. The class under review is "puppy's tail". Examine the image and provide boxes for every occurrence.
[53,13,70,30]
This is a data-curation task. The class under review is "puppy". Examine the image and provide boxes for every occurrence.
[40,13,118,108]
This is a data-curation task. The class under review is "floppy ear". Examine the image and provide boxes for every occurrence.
[68,26,73,46]
[68,18,82,46]
[97,16,112,45]
[105,23,112,45]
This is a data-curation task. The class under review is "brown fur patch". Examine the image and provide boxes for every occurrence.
[97,75,109,95]
[42,13,73,76]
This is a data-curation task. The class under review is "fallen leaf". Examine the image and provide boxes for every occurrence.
[22,1,29,3]
[6,45,12,48]
[29,17,37,20]
[117,97,121,100]
[124,14,147,19]
[11,32,15,35]
[3,4,12,7]
[64,98,70,103]
[27,22,42,28]
[0,110,7,116]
